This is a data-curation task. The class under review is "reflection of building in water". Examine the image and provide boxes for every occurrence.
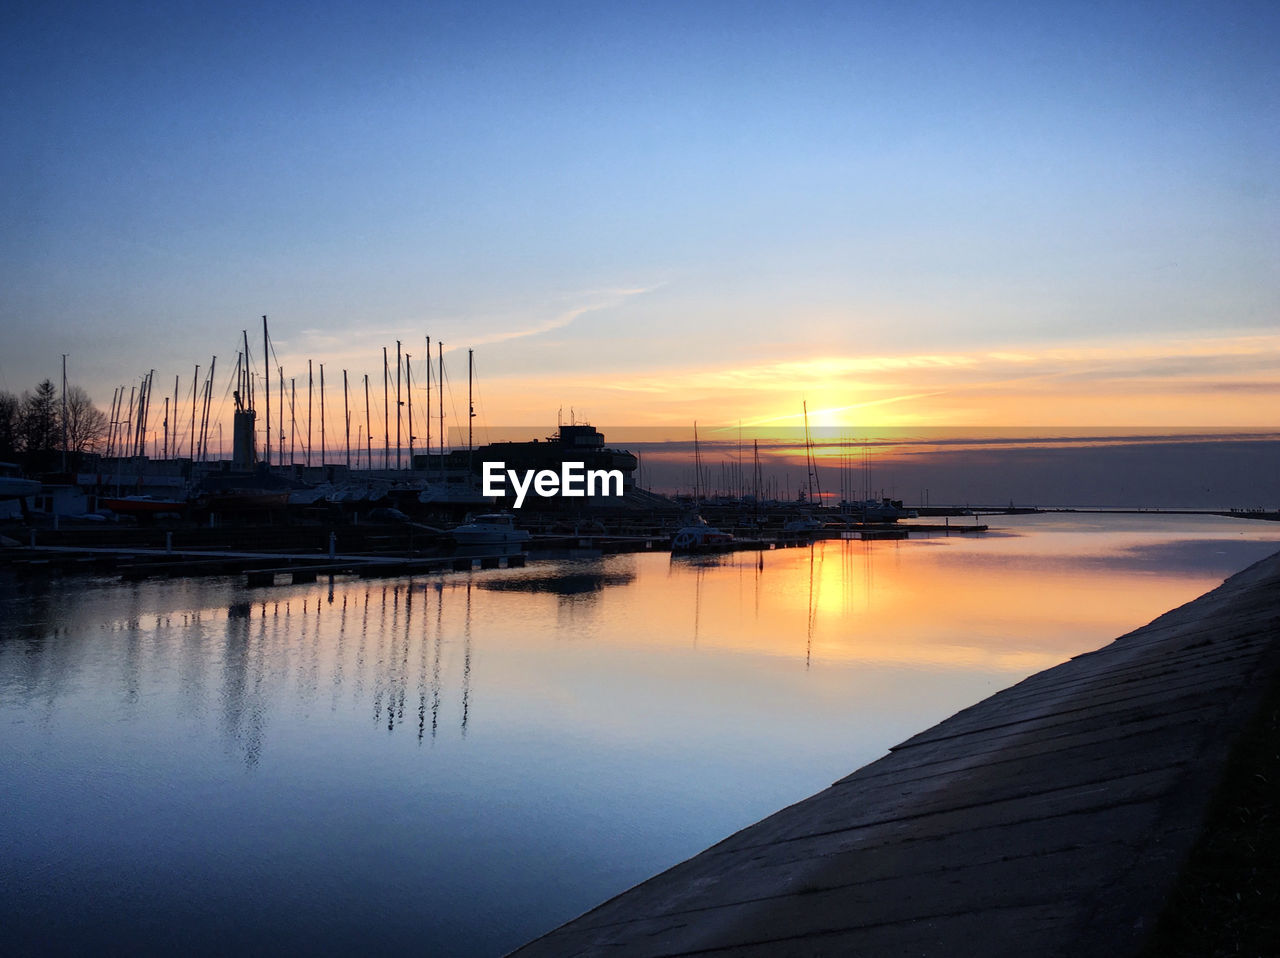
[221,599,269,767]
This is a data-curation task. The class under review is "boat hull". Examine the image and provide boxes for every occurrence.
[100,497,188,515]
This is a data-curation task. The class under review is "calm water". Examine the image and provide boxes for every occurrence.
[3,514,1280,955]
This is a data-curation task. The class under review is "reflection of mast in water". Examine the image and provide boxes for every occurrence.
[431,581,443,739]
[806,542,826,669]
[693,561,705,647]
[355,586,371,701]
[417,582,430,744]
[332,589,349,711]
[395,580,412,731]
[373,585,394,727]
[755,550,764,620]
[461,580,472,735]
[221,601,267,767]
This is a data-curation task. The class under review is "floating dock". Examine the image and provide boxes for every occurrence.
[511,551,1280,957]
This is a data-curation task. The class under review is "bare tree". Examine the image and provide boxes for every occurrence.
[63,385,108,454]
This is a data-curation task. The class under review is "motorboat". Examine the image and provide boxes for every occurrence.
[783,515,826,535]
[670,514,735,553]
[100,495,189,515]
[450,513,532,546]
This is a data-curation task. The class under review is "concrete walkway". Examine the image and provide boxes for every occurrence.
[512,552,1280,957]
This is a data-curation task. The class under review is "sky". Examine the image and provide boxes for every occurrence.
[2,0,1278,434]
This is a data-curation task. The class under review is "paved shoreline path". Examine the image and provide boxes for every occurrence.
[512,552,1280,957]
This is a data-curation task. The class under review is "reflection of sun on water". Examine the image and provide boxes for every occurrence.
[655,534,1250,675]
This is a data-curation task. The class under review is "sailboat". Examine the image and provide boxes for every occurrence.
[670,423,735,554]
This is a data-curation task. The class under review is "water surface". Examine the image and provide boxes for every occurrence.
[3,514,1279,955]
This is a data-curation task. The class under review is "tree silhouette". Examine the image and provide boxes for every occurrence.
[0,391,17,460]
[64,385,108,454]
[18,380,59,459]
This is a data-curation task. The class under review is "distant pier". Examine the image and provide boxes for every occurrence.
[511,551,1280,957]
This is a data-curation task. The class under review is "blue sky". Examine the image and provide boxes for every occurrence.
[2,0,1277,427]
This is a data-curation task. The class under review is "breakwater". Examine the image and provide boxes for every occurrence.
[512,551,1280,957]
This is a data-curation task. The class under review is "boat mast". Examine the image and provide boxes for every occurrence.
[105,387,117,458]
[319,363,326,467]
[307,360,314,468]
[405,353,413,468]
[363,374,372,470]
[263,315,270,466]
[278,366,284,466]
[754,439,762,513]
[467,347,474,476]
[382,346,390,470]
[693,421,700,506]
[190,365,198,461]
[802,401,822,506]
[242,330,252,411]
[395,340,402,470]
[171,375,179,459]
[424,336,430,468]
[291,378,297,466]
[437,341,444,484]
[343,369,351,469]
[140,370,155,459]
[200,358,216,462]
[124,386,135,459]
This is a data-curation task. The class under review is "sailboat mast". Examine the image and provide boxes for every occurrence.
[190,364,198,461]
[263,315,270,466]
[278,366,284,466]
[343,369,350,469]
[467,347,474,457]
[382,346,390,470]
[437,342,444,482]
[242,330,251,411]
[364,374,371,471]
[307,360,314,468]
[424,336,430,466]
[405,354,413,468]
[170,376,179,459]
[200,358,216,462]
[319,363,326,466]
[291,379,297,466]
[141,370,155,459]
[395,340,402,470]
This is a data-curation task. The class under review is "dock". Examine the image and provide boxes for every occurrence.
[0,543,527,585]
[511,551,1280,957]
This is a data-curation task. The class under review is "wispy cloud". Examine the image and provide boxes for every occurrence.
[466,285,659,349]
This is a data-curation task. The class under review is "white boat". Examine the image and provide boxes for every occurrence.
[783,515,826,535]
[671,514,735,553]
[449,513,532,546]
[0,463,40,501]
[856,498,918,522]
